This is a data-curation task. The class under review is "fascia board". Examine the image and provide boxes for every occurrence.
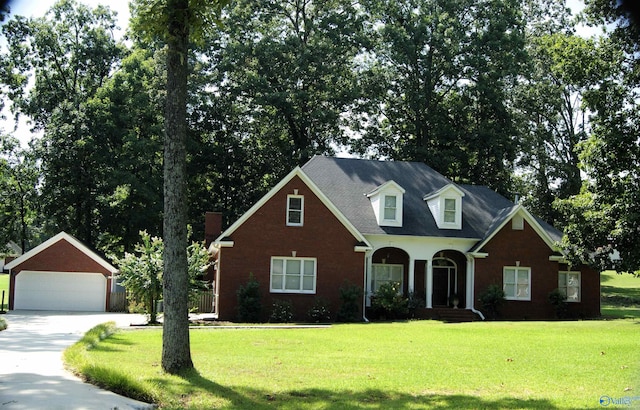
[213,167,372,250]
[5,232,118,273]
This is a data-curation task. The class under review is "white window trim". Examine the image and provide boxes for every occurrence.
[443,197,457,224]
[383,195,398,222]
[503,266,531,301]
[270,256,317,294]
[286,195,304,226]
[559,271,581,303]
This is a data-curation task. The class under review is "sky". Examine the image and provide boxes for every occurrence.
[1,0,600,147]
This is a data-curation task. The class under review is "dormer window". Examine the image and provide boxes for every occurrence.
[367,181,405,227]
[287,195,304,226]
[384,195,398,220]
[424,184,465,230]
[444,198,456,223]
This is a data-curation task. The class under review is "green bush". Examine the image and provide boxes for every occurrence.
[371,282,408,320]
[269,299,293,323]
[236,274,262,322]
[307,297,332,322]
[549,288,568,319]
[0,317,6,331]
[336,281,363,322]
[478,284,505,320]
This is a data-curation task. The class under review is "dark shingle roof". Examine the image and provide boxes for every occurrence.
[302,156,560,242]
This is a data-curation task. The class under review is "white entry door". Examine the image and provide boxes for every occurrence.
[14,271,107,312]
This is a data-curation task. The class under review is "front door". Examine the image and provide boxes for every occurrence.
[432,258,457,307]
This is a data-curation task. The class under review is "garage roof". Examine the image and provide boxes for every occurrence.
[4,232,117,274]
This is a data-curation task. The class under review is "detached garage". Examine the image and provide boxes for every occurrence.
[5,232,117,312]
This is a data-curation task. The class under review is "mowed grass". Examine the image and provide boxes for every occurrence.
[69,320,640,409]
[601,270,640,319]
[0,274,8,311]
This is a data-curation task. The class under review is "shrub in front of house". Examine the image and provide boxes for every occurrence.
[269,299,294,323]
[549,288,569,319]
[336,281,363,322]
[0,317,6,331]
[307,297,332,323]
[478,283,506,320]
[370,282,409,320]
[237,274,262,322]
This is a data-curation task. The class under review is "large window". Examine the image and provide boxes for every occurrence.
[287,195,304,226]
[271,257,316,293]
[444,198,457,223]
[383,195,397,221]
[371,264,403,293]
[559,271,581,302]
[503,267,531,301]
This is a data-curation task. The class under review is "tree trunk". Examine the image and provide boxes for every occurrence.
[161,0,193,374]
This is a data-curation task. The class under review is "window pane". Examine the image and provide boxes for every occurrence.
[504,269,515,284]
[558,273,567,287]
[567,286,579,301]
[272,259,283,275]
[304,260,315,275]
[517,270,528,284]
[289,197,302,210]
[286,260,301,275]
[504,284,515,297]
[285,275,300,290]
[516,284,529,298]
[271,274,283,290]
[302,276,314,290]
[288,210,301,224]
[444,198,456,211]
[385,195,396,207]
[568,274,579,286]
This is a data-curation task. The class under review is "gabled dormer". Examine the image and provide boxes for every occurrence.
[423,184,465,230]
[367,180,405,227]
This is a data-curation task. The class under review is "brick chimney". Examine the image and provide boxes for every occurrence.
[205,212,223,247]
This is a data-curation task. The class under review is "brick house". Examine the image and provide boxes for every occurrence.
[209,156,599,321]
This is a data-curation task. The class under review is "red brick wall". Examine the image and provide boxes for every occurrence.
[9,239,112,310]
[475,220,600,319]
[217,176,366,321]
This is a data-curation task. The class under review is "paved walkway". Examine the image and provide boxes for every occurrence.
[0,310,155,410]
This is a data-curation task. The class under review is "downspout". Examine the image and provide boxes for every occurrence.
[467,254,485,320]
[362,253,370,323]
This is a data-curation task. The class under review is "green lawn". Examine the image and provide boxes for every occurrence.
[68,320,640,410]
[601,270,640,319]
[0,274,8,312]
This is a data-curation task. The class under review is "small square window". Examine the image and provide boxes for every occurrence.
[287,195,303,226]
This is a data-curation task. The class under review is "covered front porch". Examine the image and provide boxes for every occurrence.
[364,239,481,319]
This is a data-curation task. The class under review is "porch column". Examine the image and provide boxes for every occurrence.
[465,255,474,309]
[426,259,433,308]
[365,253,373,306]
[408,256,415,293]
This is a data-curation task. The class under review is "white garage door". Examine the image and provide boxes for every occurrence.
[14,271,107,312]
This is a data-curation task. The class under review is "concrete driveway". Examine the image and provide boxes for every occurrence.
[0,310,155,409]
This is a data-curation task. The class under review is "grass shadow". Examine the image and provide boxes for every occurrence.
[157,369,561,410]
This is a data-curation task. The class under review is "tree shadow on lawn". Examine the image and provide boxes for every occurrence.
[156,369,561,409]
